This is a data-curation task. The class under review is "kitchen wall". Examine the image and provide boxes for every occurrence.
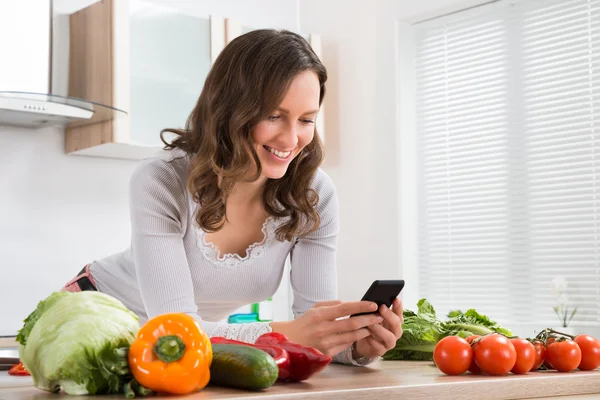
[299,0,402,304]
[297,0,489,308]
[0,0,300,335]
[0,126,137,335]
[1,0,492,335]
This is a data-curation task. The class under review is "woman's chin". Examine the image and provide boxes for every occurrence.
[257,153,293,180]
[262,167,288,180]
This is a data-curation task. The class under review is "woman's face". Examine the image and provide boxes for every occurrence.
[250,70,321,180]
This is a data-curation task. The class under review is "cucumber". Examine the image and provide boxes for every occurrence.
[210,344,279,391]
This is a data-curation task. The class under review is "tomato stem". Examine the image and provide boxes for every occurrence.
[154,335,186,363]
[547,328,575,340]
[469,332,496,346]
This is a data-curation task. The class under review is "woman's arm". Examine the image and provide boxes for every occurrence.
[285,169,379,366]
[129,157,272,342]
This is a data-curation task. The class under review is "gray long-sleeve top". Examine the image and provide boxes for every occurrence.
[90,149,374,365]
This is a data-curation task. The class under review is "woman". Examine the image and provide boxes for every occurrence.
[62,29,403,365]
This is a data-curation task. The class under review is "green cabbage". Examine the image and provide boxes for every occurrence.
[17,291,141,396]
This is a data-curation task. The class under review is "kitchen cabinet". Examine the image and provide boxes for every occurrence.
[59,0,323,160]
[60,0,215,160]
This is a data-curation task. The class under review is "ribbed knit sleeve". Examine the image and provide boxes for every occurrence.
[129,159,200,318]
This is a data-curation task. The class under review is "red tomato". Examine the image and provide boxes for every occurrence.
[466,335,482,374]
[547,340,582,372]
[434,336,473,376]
[530,340,547,371]
[574,335,600,371]
[510,338,536,374]
[474,334,517,375]
[543,337,556,369]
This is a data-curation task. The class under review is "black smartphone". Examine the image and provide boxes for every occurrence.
[351,280,405,317]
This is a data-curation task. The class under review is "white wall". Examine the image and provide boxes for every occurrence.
[299,0,401,303]
[0,126,137,335]
[297,0,493,309]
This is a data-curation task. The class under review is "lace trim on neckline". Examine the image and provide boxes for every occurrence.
[196,217,280,269]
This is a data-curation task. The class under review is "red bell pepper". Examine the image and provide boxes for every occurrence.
[8,362,30,376]
[255,332,331,382]
[210,337,291,381]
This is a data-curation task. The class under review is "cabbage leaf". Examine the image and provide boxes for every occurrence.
[17,291,141,396]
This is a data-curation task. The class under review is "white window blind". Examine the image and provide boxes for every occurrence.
[415,0,600,328]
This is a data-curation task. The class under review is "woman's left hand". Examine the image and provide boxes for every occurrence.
[353,298,403,359]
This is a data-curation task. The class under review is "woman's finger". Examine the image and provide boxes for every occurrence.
[313,300,343,308]
[327,328,372,349]
[391,298,404,324]
[392,298,403,315]
[325,313,382,335]
[363,335,387,356]
[315,301,378,321]
[368,323,398,350]
[324,342,359,358]
[379,304,402,336]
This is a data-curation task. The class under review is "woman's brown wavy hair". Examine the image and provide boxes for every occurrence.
[161,29,327,241]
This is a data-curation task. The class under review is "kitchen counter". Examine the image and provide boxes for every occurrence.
[1,360,600,400]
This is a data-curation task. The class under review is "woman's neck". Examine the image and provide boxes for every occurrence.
[227,176,267,207]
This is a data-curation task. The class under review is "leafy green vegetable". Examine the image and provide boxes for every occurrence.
[18,291,142,396]
[382,299,440,361]
[383,298,512,361]
[16,291,69,346]
[442,309,512,337]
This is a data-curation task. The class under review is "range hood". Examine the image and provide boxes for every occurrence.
[0,0,127,129]
[0,91,125,129]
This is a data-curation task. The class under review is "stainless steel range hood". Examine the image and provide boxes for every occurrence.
[0,0,126,129]
[0,91,125,129]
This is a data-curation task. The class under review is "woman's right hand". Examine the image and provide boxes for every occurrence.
[270,300,383,357]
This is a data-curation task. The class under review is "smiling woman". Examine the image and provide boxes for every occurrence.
[61,29,404,367]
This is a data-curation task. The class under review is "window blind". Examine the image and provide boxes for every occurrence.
[415,0,600,327]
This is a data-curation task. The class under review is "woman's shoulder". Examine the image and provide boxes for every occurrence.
[133,148,189,176]
[311,168,338,216]
[130,148,190,194]
[311,168,336,196]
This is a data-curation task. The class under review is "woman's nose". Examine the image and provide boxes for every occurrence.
[279,122,299,148]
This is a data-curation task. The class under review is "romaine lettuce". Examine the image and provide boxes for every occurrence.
[383,298,512,361]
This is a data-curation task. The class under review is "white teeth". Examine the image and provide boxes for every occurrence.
[266,147,291,158]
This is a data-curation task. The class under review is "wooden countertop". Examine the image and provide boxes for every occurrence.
[2,360,600,400]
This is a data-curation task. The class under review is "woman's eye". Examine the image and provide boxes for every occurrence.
[268,115,281,121]
[301,119,314,124]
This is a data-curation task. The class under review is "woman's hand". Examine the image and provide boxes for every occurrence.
[353,298,403,359]
[270,300,384,357]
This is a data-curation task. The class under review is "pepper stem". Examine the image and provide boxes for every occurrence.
[154,335,186,363]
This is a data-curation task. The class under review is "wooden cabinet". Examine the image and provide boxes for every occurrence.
[63,0,215,160]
